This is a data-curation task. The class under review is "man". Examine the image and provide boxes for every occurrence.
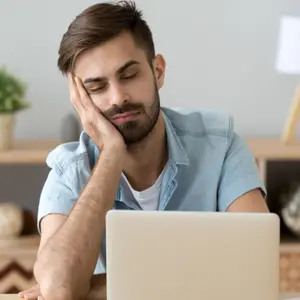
[19,1,269,300]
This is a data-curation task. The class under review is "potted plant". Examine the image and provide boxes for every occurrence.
[0,66,30,150]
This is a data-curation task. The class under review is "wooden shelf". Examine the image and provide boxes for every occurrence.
[0,140,60,164]
[246,137,300,160]
[0,234,40,253]
[0,136,299,164]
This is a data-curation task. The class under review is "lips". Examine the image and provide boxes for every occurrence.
[111,112,137,120]
[111,111,139,124]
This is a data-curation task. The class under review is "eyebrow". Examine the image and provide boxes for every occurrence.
[83,60,140,84]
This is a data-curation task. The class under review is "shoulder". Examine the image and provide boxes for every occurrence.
[46,131,97,175]
[161,106,234,140]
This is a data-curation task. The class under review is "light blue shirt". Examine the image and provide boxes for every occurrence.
[37,107,266,274]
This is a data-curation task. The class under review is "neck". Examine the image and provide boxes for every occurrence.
[123,111,168,191]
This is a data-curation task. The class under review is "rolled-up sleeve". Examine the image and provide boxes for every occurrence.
[217,132,266,212]
[37,169,76,233]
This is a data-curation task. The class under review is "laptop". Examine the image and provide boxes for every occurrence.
[105,210,280,300]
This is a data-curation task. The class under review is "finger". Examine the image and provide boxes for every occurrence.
[18,291,26,297]
[24,292,41,300]
[18,286,38,297]
[74,76,95,110]
[68,73,84,112]
[24,290,41,298]
[68,73,80,106]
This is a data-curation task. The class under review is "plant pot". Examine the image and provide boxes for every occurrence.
[0,113,14,151]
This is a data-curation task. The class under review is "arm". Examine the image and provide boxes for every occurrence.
[37,214,67,255]
[217,132,269,212]
[19,270,107,300]
[226,188,269,212]
[19,216,108,300]
[34,146,124,300]
[34,74,124,300]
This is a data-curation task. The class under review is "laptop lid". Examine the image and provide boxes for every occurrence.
[106,211,280,300]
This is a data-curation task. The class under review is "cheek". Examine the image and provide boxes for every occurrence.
[89,94,107,112]
[129,77,156,104]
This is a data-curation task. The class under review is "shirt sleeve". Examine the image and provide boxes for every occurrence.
[37,169,75,233]
[37,169,106,275]
[93,257,106,274]
[217,132,266,212]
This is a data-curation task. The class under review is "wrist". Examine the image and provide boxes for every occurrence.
[102,140,126,153]
[98,143,126,164]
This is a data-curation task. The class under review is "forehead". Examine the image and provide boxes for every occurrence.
[74,31,148,79]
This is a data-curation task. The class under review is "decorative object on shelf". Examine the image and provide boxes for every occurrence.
[280,251,300,293]
[0,203,23,238]
[60,112,81,143]
[275,15,300,144]
[0,235,39,293]
[280,181,300,237]
[0,66,30,151]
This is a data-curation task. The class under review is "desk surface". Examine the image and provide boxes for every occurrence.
[0,294,300,300]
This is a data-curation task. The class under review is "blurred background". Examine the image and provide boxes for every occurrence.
[1,0,299,138]
[1,0,299,222]
[1,0,300,295]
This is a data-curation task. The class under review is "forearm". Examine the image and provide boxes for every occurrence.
[34,146,123,299]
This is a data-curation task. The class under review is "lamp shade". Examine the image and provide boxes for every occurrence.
[275,15,300,74]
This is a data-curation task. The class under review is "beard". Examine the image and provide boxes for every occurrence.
[102,85,160,145]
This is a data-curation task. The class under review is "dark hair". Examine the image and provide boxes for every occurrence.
[57,1,155,75]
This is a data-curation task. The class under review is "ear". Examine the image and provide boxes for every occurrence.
[153,54,166,89]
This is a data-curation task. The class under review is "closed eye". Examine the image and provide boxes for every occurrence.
[86,71,138,93]
[121,72,138,80]
[88,84,107,93]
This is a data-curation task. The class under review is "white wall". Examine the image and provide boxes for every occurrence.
[0,0,300,138]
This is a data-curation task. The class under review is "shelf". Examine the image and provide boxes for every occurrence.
[0,140,60,164]
[246,137,300,160]
[0,234,40,253]
[1,137,300,164]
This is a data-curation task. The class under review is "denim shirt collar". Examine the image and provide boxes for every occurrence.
[161,108,189,166]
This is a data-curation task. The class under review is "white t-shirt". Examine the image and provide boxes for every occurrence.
[122,167,166,210]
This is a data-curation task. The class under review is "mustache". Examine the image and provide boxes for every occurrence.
[102,103,144,118]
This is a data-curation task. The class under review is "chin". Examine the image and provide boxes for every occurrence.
[118,107,160,145]
[123,132,151,145]
[121,125,155,145]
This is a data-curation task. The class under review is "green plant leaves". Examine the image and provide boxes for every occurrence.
[0,67,30,113]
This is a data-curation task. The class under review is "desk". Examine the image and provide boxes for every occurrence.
[0,294,299,300]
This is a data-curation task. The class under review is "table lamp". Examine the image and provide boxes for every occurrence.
[275,15,300,144]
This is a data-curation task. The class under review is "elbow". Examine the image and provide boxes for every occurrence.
[34,260,90,300]
[41,288,74,300]
[42,289,73,300]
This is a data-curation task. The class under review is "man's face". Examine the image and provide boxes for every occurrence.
[74,31,166,145]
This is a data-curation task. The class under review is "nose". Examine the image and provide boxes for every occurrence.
[109,83,128,107]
